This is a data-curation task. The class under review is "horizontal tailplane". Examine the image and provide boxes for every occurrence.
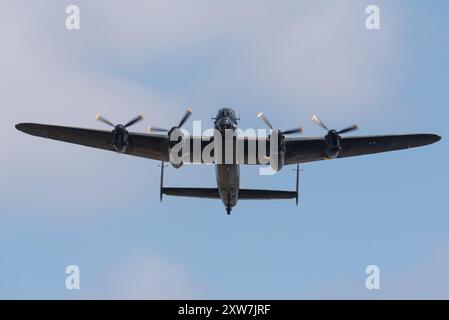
[162,187,296,200]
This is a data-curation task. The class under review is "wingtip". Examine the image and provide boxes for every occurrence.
[14,123,48,137]
[15,123,27,132]
[419,133,442,146]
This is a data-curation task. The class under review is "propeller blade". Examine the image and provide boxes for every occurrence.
[338,125,358,135]
[177,108,192,128]
[149,126,169,133]
[311,115,329,131]
[257,112,274,130]
[282,127,303,135]
[96,114,115,127]
[124,114,144,128]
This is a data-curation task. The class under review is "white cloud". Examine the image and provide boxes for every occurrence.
[82,254,204,299]
[1,0,405,132]
[0,0,405,214]
[0,2,181,209]
[68,0,402,119]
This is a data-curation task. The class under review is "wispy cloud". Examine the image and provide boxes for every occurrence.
[80,253,205,299]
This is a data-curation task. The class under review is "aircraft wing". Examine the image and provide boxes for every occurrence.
[15,123,170,161]
[285,134,441,164]
[16,124,440,165]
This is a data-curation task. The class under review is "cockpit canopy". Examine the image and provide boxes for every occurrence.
[216,108,237,123]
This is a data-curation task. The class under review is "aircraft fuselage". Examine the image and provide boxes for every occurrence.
[213,108,240,214]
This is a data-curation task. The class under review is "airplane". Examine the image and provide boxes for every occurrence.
[15,108,441,215]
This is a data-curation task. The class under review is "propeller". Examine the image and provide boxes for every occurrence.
[311,114,358,135]
[149,108,193,133]
[311,115,358,159]
[124,114,144,128]
[95,113,144,153]
[257,112,303,135]
[96,114,144,129]
[257,112,298,171]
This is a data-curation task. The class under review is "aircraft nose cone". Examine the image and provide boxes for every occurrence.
[218,118,233,130]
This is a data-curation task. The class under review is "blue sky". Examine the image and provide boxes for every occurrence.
[1,0,448,299]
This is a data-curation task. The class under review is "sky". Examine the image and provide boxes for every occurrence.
[0,0,448,299]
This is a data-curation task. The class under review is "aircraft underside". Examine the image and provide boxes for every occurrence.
[15,107,440,215]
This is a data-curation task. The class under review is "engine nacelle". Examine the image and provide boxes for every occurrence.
[112,125,129,153]
[324,130,342,159]
[268,129,286,171]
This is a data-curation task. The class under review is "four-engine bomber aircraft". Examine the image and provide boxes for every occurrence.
[16,108,441,214]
